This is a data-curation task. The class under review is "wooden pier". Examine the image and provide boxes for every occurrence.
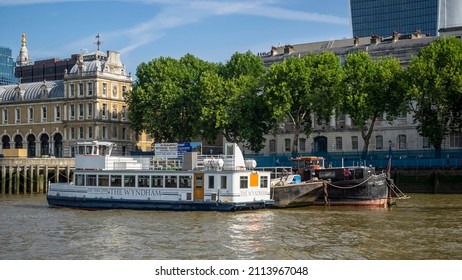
[0,158,75,195]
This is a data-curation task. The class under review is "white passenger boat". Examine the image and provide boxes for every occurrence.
[46,142,273,211]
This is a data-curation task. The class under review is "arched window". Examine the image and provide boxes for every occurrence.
[27,134,36,157]
[40,134,49,156]
[2,135,10,149]
[14,135,23,149]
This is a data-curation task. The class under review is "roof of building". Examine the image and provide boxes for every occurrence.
[0,80,64,102]
[259,33,440,66]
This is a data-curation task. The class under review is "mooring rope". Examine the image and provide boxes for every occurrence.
[326,175,374,189]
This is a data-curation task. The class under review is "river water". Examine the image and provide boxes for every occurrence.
[1,193,461,260]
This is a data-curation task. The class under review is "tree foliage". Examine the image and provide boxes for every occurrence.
[406,36,462,157]
[126,54,216,143]
[264,52,343,154]
[341,51,404,159]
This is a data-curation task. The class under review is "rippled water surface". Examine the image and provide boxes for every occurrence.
[1,194,461,260]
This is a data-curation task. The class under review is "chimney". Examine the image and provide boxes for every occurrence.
[393,32,399,42]
[412,29,423,39]
[353,36,359,47]
[284,45,294,55]
[271,46,278,56]
[370,35,381,45]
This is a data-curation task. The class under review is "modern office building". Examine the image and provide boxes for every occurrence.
[0,47,17,85]
[349,0,462,38]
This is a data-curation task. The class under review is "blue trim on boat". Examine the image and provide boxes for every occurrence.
[46,195,273,212]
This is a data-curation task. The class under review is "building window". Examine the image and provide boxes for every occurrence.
[79,127,84,139]
[70,127,75,139]
[78,83,84,96]
[79,104,84,119]
[88,127,93,139]
[284,138,291,152]
[335,137,342,150]
[28,107,33,122]
[352,136,358,150]
[55,105,61,121]
[269,139,276,153]
[121,106,127,120]
[102,126,107,139]
[122,127,127,140]
[450,132,462,148]
[69,104,75,120]
[102,103,107,119]
[122,85,127,95]
[41,106,47,122]
[398,134,407,149]
[112,126,118,138]
[375,135,383,150]
[3,108,8,124]
[112,105,118,119]
[87,82,93,96]
[69,84,75,97]
[15,108,20,123]
[87,103,93,119]
[102,83,107,96]
[299,138,306,151]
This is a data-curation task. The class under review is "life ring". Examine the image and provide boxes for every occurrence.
[343,168,351,177]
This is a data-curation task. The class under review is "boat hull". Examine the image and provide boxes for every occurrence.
[315,173,391,207]
[46,195,273,212]
[271,181,324,208]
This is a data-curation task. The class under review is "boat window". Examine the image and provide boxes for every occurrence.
[75,174,85,186]
[220,176,227,190]
[318,170,336,179]
[110,175,122,187]
[152,175,163,188]
[208,175,215,189]
[98,175,109,187]
[124,175,136,187]
[86,174,97,186]
[240,176,248,189]
[354,169,364,179]
[165,175,178,188]
[179,176,191,188]
[260,176,269,188]
[138,175,150,188]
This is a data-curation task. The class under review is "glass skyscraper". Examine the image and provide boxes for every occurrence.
[0,47,17,85]
[350,0,439,37]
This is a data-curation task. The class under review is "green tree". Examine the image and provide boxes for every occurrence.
[264,52,343,154]
[341,51,404,159]
[407,36,462,157]
[126,54,216,143]
[199,51,270,152]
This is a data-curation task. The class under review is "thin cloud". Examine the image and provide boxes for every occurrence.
[2,0,349,58]
[113,0,349,55]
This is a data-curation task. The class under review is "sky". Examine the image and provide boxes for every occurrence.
[0,0,352,77]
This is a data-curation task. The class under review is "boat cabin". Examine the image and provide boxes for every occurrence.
[291,156,325,181]
[315,166,373,182]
